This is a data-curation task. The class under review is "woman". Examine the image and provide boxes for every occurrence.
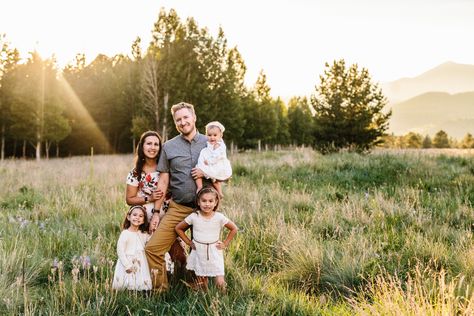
[126,131,164,221]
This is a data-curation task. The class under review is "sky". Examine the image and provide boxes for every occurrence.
[2,0,474,99]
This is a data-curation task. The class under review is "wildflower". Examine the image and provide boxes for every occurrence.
[19,218,29,229]
[38,222,46,230]
[52,258,59,270]
[80,255,91,270]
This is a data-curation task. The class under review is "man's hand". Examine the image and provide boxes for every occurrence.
[191,167,204,180]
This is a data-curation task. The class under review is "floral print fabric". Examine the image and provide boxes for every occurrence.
[126,169,160,196]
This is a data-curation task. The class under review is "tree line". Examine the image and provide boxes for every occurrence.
[382,131,474,149]
[0,9,391,160]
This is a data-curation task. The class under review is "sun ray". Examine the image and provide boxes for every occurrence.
[57,73,113,154]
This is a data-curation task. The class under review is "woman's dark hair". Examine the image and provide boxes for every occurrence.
[133,131,162,178]
[195,186,220,212]
[122,205,149,233]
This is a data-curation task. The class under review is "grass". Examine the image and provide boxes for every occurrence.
[0,148,473,315]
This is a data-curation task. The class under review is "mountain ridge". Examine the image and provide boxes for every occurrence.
[381,61,474,103]
[388,91,474,138]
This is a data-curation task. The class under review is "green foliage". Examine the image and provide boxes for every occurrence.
[311,59,391,153]
[404,132,423,148]
[287,97,314,146]
[0,186,43,210]
[5,52,70,159]
[0,34,21,159]
[460,133,474,148]
[433,130,450,148]
[272,97,291,146]
[130,115,154,139]
[243,71,283,148]
[133,9,249,145]
[422,134,432,148]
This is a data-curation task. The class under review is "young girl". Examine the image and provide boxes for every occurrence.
[175,187,238,291]
[112,205,152,291]
[195,121,232,197]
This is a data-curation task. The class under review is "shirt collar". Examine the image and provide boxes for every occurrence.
[180,130,201,143]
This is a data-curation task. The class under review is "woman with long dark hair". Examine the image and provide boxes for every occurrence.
[126,131,163,221]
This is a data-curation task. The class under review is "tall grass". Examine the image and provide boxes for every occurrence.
[0,148,472,314]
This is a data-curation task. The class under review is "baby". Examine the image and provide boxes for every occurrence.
[195,121,232,197]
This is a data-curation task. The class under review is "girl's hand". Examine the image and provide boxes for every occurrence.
[216,241,226,250]
[190,241,196,250]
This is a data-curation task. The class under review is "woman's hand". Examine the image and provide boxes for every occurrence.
[149,213,160,234]
[150,189,164,202]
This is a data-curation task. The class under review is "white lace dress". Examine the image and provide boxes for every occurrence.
[196,141,232,181]
[112,230,152,290]
[185,211,229,276]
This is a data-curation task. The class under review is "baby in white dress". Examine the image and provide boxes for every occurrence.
[195,121,232,197]
[175,187,238,292]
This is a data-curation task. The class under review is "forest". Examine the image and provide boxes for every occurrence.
[0,9,314,159]
[1,8,472,160]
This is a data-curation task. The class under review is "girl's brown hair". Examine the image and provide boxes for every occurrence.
[195,186,220,213]
[122,205,149,233]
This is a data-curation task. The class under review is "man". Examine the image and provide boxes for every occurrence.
[145,101,208,291]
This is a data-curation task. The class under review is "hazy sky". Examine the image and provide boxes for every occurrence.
[2,0,473,98]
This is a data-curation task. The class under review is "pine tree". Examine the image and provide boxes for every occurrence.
[404,132,423,148]
[243,71,278,148]
[287,97,314,146]
[272,97,290,146]
[422,135,432,148]
[460,133,474,148]
[432,130,450,148]
[311,59,391,153]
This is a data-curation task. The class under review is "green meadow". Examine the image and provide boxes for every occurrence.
[1,148,474,315]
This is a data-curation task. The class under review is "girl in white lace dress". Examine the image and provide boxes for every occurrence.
[195,121,232,197]
[175,187,238,291]
[112,205,152,291]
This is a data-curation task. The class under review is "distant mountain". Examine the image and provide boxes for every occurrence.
[381,62,474,103]
[388,91,474,138]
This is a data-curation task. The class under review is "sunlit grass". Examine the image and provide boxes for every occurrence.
[0,148,473,314]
